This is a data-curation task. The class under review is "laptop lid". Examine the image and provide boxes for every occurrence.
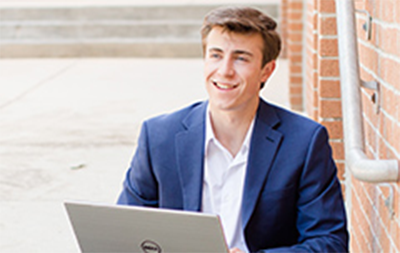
[64,201,229,253]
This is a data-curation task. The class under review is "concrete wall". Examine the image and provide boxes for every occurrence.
[282,0,399,252]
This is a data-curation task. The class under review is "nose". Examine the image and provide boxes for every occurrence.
[217,57,235,77]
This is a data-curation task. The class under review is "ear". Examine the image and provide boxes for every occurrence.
[260,60,276,83]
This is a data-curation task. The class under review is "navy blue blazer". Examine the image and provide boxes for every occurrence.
[118,99,348,252]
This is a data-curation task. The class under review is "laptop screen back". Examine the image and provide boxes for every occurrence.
[64,201,228,253]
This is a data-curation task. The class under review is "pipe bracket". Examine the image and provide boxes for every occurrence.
[380,184,395,219]
[360,80,380,114]
[355,9,372,40]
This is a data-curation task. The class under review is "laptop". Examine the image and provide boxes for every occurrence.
[64,201,229,253]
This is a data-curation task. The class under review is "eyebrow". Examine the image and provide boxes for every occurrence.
[233,50,254,57]
[207,47,254,57]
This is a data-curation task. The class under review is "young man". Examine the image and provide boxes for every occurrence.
[118,6,348,252]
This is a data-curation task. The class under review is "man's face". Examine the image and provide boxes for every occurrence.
[204,26,275,113]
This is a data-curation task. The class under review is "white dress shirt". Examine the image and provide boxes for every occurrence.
[202,108,255,253]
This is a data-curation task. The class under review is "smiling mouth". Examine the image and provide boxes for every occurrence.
[212,80,239,90]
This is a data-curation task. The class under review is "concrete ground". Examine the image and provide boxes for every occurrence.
[0,58,288,252]
[0,0,279,7]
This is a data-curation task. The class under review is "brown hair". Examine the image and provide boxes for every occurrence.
[201,6,281,67]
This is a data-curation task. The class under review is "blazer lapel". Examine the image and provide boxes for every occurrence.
[242,100,283,228]
[175,102,207,212]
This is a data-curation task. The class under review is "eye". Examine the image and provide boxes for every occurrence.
[236,56,248,62]
[209,53,221,59]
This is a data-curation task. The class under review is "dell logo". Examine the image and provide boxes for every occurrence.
[140,240,162,253]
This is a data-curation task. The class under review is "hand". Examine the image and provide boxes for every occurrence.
[229,247,245,253]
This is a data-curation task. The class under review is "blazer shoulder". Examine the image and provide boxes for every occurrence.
[146,101,205,124]
[143,101,206,138]
[265,101,322,130]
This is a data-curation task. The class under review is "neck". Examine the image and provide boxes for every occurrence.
[209,101,258,157]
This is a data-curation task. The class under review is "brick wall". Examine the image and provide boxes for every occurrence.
[350,0,400,251]
[303,0,345,183]
[285,0,304,111]
[284,0,400,252]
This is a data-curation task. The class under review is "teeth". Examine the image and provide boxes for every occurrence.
[213,81,237,90]
[217,83,231,89]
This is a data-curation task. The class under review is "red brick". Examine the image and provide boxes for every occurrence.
[378,136,397,160]
[290,95,303,106]
[359,43,378,74]
[319,79,341,98]
[361,184,375,217]
[312,0,319,10]
[355,0,366,10]
[289,63,302,74]
[364,120,377,151]
[379,26,399,57]
[352,185,374,252]
[350,205,362,252]
[378,221,392,253]
[397,92,400,122]
[396,0,400,24]
[288,43,303,53]
[381,0,395,23]
[398,30,400,59]
[383,115,395,147]
[317,0,336,13]
[318,38,338,57]
[288,32,303,42]
[393,221,400,252]
[381,86,397,119]
[380,57,400,89]
[289,75,303,84]
[318,16,337,35]
[313,12,318,28]
[329,141,345,160]
[288,22,303,31]
[289,85,303,95]
[290,54,303,63]
[312,71,318,88]
[319,99,342,118]
[318,58,340,77]
[312,33,318,51]
[288,11,303,20]
[288,0,303,10]
[373,0,382,19]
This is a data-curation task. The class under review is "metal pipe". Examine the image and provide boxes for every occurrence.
[335,0,399,182]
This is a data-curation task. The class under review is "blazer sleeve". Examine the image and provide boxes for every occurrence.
[117,121,159,207]
[261,126,349,253]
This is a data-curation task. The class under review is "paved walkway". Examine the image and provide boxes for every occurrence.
[0,58,288,252]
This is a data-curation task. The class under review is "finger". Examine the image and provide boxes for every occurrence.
[229,248,244,253]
